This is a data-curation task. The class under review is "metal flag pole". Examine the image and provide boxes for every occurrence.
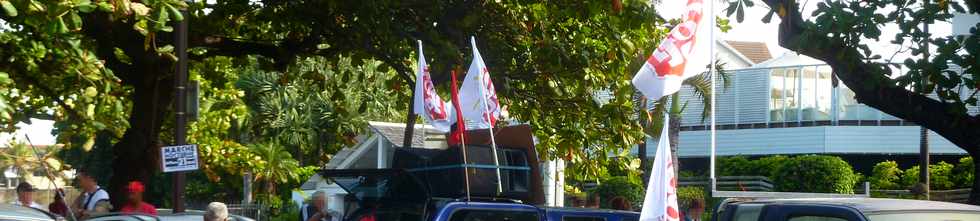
[24,135,77,221]
[472,37,504,193]
[708,0,718,193]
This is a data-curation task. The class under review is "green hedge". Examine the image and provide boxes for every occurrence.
[869,161,903,189]
[590,176,644,210]
[773,155,862,194]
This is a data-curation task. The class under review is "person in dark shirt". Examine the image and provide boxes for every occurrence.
[48,188,70,217]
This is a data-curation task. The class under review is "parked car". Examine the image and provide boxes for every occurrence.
[711,198,980,221]
[0,204,61,221]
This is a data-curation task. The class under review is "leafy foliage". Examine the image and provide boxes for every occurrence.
[869,161,903,190]
[589,176,644,210]
[772,155,861,194]
[718,155,788,179]
[954,157,974,189]
[901,161,956,190]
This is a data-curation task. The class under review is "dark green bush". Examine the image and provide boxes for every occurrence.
[773,155,861,193]
[590,176,644,210]
[718,155,788,179]
[953,157,974,188]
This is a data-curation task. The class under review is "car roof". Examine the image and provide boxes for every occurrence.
[0,204,56,221]
[741,198,980,213]
[541,207,640,215]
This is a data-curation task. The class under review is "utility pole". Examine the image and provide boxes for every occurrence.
[173,1,190,213]
[918,0,931,200]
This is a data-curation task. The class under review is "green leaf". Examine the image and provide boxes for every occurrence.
[167,4,182,21]
[762,10,776,23]
[84,86,98,98]
[1,1,17,17]
[68,12,82,30]
[736,4,745,22]
[77,3,96,13]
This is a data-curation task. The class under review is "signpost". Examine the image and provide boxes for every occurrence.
[161,144,200,173]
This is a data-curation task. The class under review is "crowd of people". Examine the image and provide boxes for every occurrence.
[8,170,159,219]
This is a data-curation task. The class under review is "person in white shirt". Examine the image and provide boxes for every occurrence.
[205,202,230,221]
[13,182,43,209]
[73,170,111,218]
[301,191,341,221]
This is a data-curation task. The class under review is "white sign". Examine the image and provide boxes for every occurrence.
[161,144,199,173]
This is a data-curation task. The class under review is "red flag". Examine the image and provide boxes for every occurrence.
[448,70,467,146]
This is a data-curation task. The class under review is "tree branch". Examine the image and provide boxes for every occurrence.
[763,0,980,153]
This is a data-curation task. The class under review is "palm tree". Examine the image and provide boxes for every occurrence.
[636,58,729,181]
[249,141,301,195]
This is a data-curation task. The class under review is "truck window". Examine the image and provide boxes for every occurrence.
[448,209,539,221]
[788,216,848,221]
[562,216,605,221]
[733,204,764,221]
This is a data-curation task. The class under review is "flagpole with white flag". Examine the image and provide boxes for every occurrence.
[470,36,503,193]
[708,0,718,192]
[639,113,680,221]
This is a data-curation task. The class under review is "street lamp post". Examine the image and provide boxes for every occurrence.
[173,1,190,213]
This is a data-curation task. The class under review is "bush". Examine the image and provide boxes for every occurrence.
[901,161,956,190]
[773,155,861,193]
[718,155,788,179]
[589,176,644,210]
[953,157,974,188]
[869,161,903,189]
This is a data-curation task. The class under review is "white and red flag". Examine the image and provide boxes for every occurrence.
[412,40,454,133]
[458,37,501,129]
[632,0,712,100]
[639,114,680,221]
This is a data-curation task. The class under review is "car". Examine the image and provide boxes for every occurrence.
[85,209,256,221]
[711,197,980,221]
[0,204,61,221]
[541,207,639,221]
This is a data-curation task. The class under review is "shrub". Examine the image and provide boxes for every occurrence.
[953,157,974,188]
[901,161,956,190]
[718,156,753,176]
[869,161,903,189]
[590,176,644,210]
[773,155,861,193]
[677,186,705,210]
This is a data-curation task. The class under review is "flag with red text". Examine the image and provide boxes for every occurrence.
[412,40,454,133]
[632,0,711,100]
[458,37,501,129]
[639,114,679,221]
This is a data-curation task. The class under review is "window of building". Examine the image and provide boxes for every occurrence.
[770,69,786,122]
[449,209,539,221]
[800,66,818,121]
[816,66,833,120]
[837,83,860,121]
[784,68,800,122]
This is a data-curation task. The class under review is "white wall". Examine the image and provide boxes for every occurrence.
[658,126,967,157]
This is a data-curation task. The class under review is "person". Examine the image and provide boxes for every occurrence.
[609,196,632,211]
[681,198,705,221]
[300,191,341,221]
[74,170,111,218]
[205,202,230,221]
[49,188,70,217]
[13,182,43,209]
[119,181,157,215]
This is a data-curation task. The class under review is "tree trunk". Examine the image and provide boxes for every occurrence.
[669,93,681,176]
[108,64,173,208]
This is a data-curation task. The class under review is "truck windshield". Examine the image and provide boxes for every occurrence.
[448,209,538,221]
[866,212,980,221]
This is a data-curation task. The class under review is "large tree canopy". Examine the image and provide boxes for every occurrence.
[725,0,979,203]
[0,0,668,204]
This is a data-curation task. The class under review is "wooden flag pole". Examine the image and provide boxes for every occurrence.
[451,70,472,201]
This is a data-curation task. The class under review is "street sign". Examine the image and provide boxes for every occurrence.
[161,144,199,173]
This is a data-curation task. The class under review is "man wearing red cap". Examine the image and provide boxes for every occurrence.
[119,181,157,215]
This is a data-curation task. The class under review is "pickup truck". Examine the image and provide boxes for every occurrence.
[711,198,980,221]
[321,169,639,221]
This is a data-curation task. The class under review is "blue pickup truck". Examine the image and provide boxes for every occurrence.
[320,169,639,221]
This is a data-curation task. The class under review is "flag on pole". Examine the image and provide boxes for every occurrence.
[448,70,467,146]
[458,36,501,129]
[632,0,711,100]
[412,40,454,133]
[639,114,679,221]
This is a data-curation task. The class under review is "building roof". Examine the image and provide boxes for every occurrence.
[368,121,444,148]
[725,41,772,64]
